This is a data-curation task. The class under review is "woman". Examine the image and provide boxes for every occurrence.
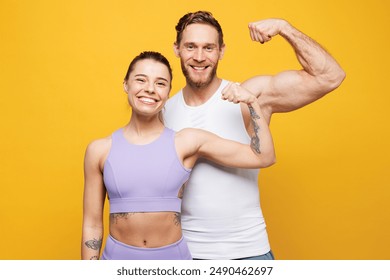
[81,51,275,260]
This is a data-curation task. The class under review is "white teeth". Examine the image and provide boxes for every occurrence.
[193,66,206,70]
[139,97,156,104]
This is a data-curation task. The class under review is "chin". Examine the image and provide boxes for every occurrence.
[188,70,216,88]
[188,77,212,88]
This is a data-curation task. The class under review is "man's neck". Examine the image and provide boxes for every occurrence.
[182,78,223,106]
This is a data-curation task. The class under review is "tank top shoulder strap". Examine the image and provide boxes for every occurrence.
[108,128,128,153]
[163,127,175,139]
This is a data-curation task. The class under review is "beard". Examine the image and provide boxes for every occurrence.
[181,60,218,89]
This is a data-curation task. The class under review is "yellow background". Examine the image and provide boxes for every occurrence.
[1,0,389,260]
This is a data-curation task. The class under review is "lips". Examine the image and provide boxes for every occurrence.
[138,96,158,104]
[191,65,209,71]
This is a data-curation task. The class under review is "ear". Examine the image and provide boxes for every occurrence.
[123,82,129,93]
[219,43,226,60]
[173,42,180,58]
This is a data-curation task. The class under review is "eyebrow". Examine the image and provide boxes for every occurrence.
[134,74,169,83]
[183,42,217,47]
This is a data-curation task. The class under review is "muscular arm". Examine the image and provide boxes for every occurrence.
[81,140,108,260]
[242,19,346,117]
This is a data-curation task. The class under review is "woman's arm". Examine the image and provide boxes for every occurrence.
[179,83,275,169]
[81,139,108,260]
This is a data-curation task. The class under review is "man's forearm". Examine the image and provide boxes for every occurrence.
[279,21,345,87]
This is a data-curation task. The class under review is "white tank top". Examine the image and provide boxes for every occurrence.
[163,80,270,259]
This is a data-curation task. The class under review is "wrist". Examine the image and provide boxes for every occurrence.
[247,96,257,106]
[278,19,293,38]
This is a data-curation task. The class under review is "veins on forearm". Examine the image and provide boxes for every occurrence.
[85,237,102,251]
[282,28,328,75]
[248,104,261,154]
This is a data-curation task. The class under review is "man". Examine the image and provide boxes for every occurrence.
[163,11,345,260]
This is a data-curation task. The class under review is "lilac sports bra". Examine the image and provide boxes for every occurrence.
[103,127,191,213]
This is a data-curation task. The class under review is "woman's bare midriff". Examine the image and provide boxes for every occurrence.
[109,212,182,248]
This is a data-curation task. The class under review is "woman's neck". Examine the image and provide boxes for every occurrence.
[124,114,165,145]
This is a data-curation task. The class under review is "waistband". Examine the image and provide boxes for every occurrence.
[102,234,192,260]
[108,234,185,251]
[109,197,181,213]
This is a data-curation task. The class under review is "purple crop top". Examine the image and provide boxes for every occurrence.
[103,127,191,213]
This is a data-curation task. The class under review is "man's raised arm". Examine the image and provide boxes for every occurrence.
[242,18,346,115]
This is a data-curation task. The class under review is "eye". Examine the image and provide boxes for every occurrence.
[156,81,168,87]
[186,44,194,50]
[135,78,145,83]
[205,45,214,51]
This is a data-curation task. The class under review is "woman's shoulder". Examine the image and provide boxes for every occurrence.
[177,127,214,138]
[85,135,112,161]
[175,128,214,148]
[88,135,111,149]
[176,127,201,138]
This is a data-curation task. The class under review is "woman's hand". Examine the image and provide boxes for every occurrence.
[221,82,257,105]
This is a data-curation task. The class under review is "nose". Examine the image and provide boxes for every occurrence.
[144,82,155,93]
[193,48,205,62]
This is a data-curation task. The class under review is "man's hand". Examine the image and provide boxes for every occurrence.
[248,18,288,44]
